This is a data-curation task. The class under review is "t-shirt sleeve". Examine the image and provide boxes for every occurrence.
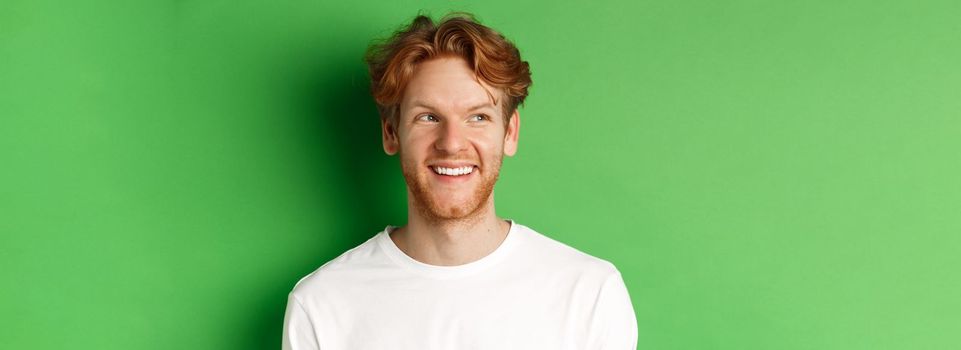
[586,270,639,350]
[282,293,320,350]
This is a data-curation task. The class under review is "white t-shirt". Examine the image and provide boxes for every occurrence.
[282,220,638,350]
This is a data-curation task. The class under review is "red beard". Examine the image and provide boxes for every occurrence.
[400,155,502,224]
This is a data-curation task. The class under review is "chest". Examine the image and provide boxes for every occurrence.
[311,276,596,349]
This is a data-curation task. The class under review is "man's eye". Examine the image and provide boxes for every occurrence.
[418,114,438,122]
[471,114,489,122]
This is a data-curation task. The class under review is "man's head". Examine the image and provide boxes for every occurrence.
[365,13,532,223]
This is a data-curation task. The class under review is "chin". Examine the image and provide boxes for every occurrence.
[425,196,478,219]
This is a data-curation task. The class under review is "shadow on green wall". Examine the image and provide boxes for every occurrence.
[244,34,403,349]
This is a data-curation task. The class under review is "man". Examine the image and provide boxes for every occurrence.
[283,13,637,349]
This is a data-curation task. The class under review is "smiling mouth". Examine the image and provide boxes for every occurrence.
[430,165,476,177]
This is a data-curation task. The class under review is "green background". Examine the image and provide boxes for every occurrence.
[2,0,959,349]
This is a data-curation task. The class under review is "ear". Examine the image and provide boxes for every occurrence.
[382,117,399,155]
[503,109,520,157]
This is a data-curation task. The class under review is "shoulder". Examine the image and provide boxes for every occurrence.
[288,231,388,300]
[514,222,621,279]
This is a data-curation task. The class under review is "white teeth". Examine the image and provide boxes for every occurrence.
[432,166,474,176]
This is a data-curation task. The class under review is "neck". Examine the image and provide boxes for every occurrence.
[389,192,511,266]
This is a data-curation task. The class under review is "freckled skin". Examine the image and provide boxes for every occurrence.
[381,56,519,226]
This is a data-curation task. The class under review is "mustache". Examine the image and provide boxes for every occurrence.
[427,159,478,163]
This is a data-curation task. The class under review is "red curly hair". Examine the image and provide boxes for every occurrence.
[365,13,532,127]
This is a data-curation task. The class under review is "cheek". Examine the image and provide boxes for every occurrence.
[468,129,505,147]
[397,132,429,153]
[398,145,436,172]
[475,140,505,163]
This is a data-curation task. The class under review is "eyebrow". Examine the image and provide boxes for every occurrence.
[410,101,495,113]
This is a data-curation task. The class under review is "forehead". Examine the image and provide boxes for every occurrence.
[401,56,503,110]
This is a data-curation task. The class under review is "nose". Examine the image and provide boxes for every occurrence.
[434,120,468,154]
